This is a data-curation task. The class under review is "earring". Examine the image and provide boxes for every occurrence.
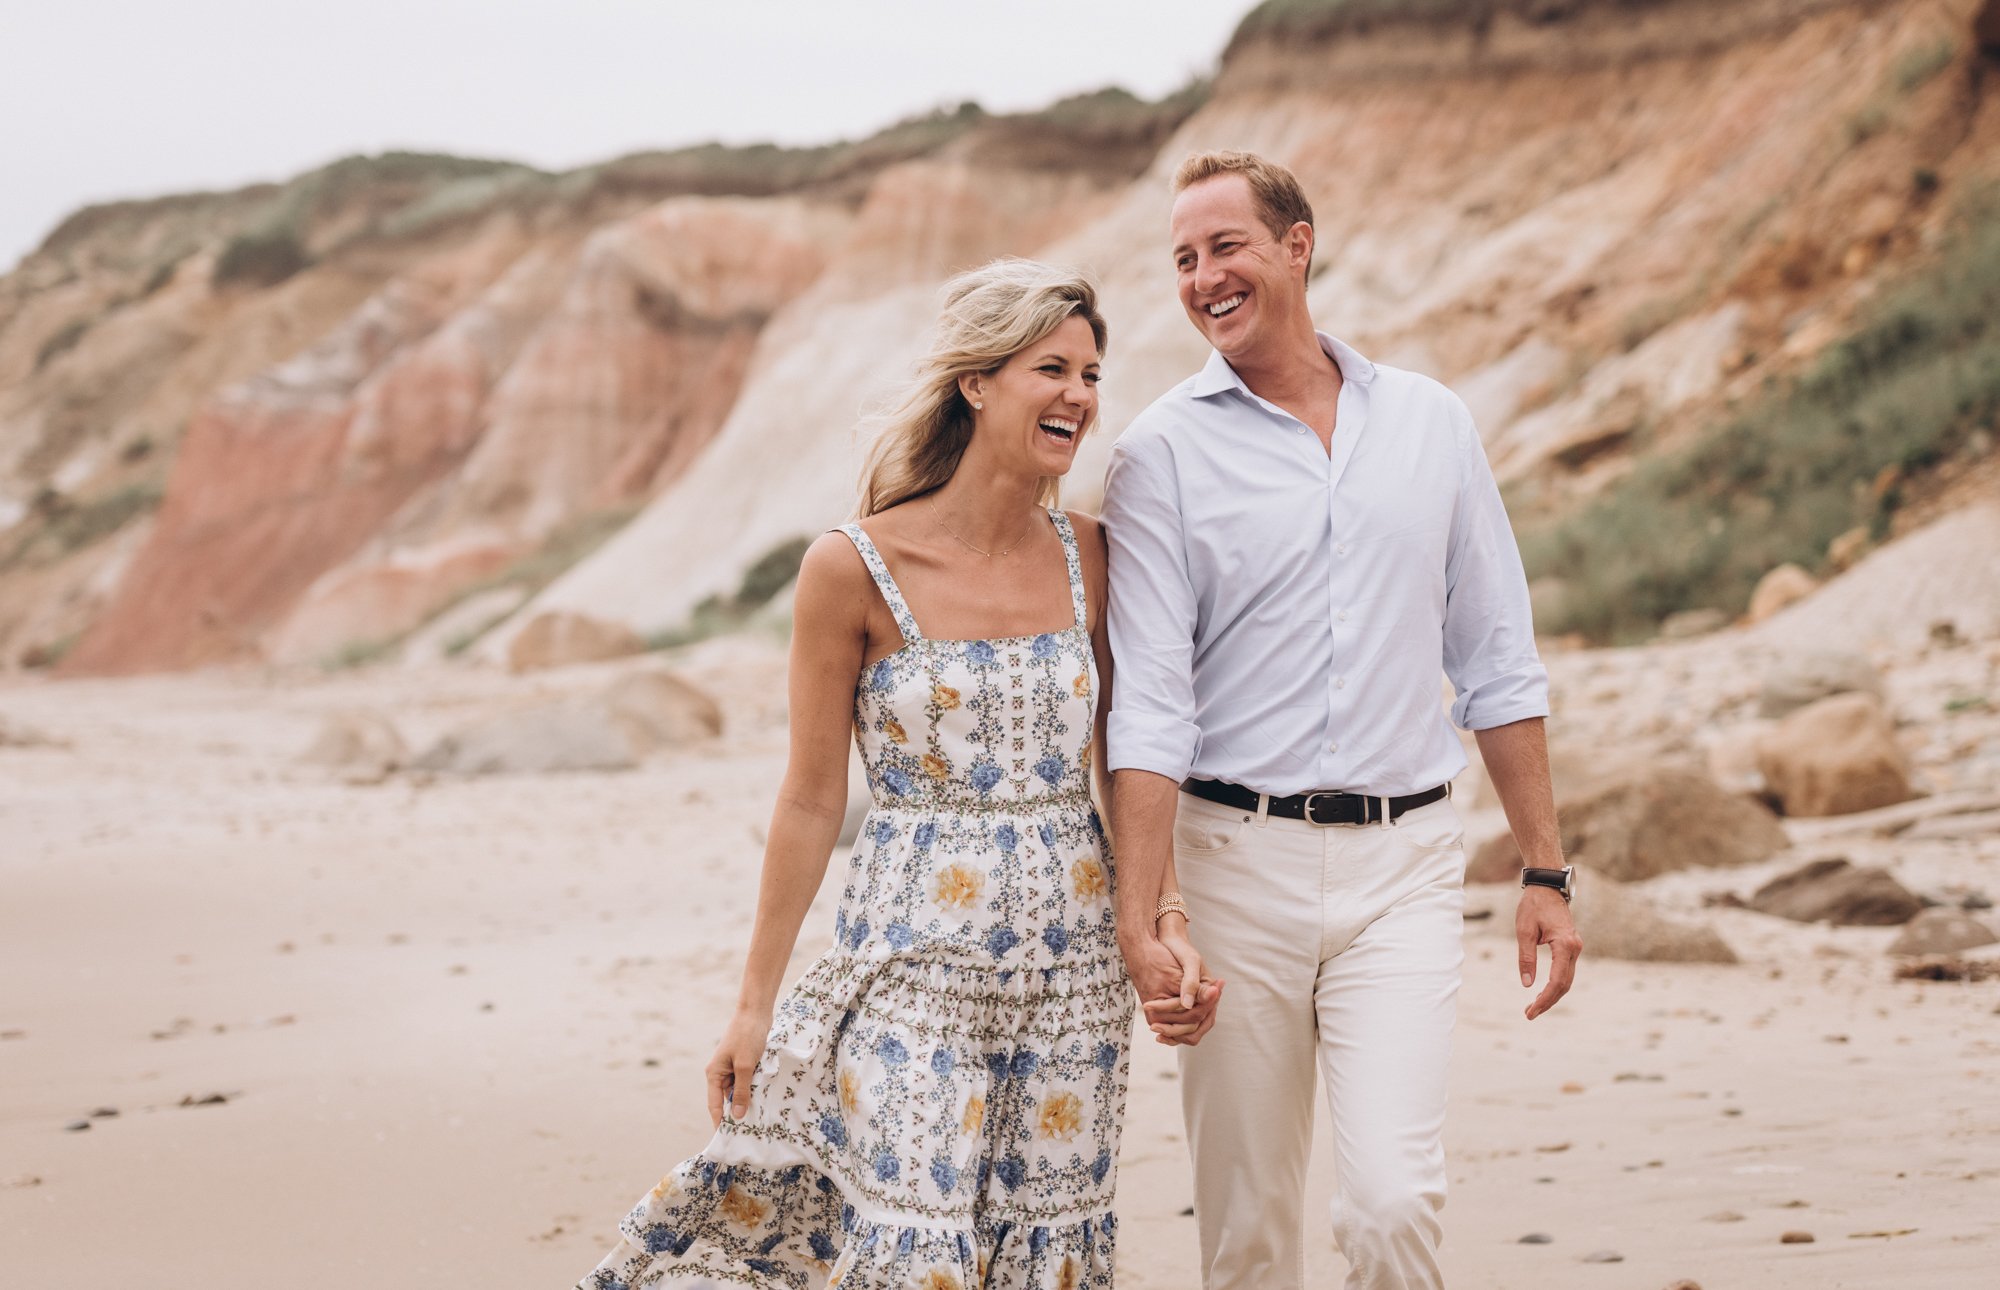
[973,401,983,410]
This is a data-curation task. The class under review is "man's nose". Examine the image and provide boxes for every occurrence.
[1192,253,1225,295]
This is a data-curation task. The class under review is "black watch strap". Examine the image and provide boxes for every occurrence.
[1520,865,1574,902]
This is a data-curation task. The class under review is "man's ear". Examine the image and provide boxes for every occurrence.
[1287,221,1315,281]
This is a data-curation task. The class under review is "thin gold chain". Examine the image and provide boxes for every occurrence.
[929,496,1036,558]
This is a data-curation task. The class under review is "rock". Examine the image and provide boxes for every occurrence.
[1469,760,1786,884]
[1747,563,1818,623]
[506,611,647,672]
[1978,0,2000,56]
[1570,876,1738,963]
[1903,808,2000,841]
[1757,650,1884,719]
[1886,908,1999,956]
[413,668,719,775]
[1827,525,1869,570]
[1581,1250,1624,1263]
[1781,791,2000,843]
[1659,608,1727,640]
[1746,857,1924,926]
[1704,722,1773,796]
[1518,1233,1554,1244]
[298,709,406,784]
[63,1120,90,1132]
[1757,692,1914,817]
[1703,1210,1745,1223]
[1779,1230,1815,1244]
[1663,1281,1704,1290]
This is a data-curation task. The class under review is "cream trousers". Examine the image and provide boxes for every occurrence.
[1173,789,1467,1290]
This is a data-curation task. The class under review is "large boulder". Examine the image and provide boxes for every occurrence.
[1571,877,1737,964]
[1468,760,1788,883]
[1746,563,1818,624]
[415,668,720,775]
[1757,692,1913,817]
[1757,649,1883,719]
[1887,908,1999,957]
[506,611,646,672]
[298,709,407,784]
[1979,0,2000,56]
[1745,857,1923,926]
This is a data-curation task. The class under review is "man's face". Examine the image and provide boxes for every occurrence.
[1169,174,1311,361]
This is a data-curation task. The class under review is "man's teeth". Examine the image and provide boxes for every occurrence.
[1207,294,1245,317]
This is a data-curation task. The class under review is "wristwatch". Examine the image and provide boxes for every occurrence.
[1520,865,1575,903]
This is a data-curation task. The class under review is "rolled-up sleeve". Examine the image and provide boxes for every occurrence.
[1101,431,1204,780]
[1441,398,1550,731]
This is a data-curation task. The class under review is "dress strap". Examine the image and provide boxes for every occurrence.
[1047,508,1088,631]
[834,523,923,645]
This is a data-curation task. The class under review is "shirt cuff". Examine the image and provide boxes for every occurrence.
[1450,664,1551,732]
[1105,707,1203,783]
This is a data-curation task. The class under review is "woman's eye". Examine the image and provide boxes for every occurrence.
[1084,373,1101,384]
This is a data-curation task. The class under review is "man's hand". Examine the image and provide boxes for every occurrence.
[1122,929,1222,1045]
[1516,886,1582,1020]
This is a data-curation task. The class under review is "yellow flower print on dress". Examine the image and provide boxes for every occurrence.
[921,753,951,780]
[884,718,908,744]
[716,1185,769,1227]
[934,863,984,910]
[921,1270,965,1290]
[647,1174,682,1202]
[840,1067,861,1113]
[1072,856,1107,901]
[1057,1253,1081,1290]
[1073,673,1090,698]
[1080,742,1092,771]
[1037,1091,1084,1141]
[932,684,961,710]
[961,1094,985,1134]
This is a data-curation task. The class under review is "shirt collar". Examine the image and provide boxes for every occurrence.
[1188,330,1377,400]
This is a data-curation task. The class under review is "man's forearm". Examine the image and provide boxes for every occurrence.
[1474,717,1563,867]
[1111,768,1181,948]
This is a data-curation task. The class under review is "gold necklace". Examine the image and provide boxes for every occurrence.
[929,496,1036,558]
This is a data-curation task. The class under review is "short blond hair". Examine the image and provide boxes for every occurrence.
[1172,150,1315,278]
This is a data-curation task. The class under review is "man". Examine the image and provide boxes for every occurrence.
[1103,150,1582,1290]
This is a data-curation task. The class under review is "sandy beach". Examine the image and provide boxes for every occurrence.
[5,622,1998,1290]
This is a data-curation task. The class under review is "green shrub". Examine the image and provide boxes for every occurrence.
[44,484,163,555]
[647,534,814,650]
[1894,37,1956,93]
[34,319,89,370]
[213,229,310,287]
[1521,188,2000,642]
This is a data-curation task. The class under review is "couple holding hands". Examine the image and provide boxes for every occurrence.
[576,150,1582,1290]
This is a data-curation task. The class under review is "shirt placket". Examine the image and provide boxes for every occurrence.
[1320,381,1368,780]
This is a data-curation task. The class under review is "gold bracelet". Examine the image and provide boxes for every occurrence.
[1154,893,1190,925]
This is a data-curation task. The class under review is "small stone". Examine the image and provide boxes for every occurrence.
[479,1002,494,1012]
[1536,1142,1572,1153]
[1535,1176,1556,1183]
[1781,1199,1810,1208]
[1582,1250,1624,1263]
[1663,1281,1703,1290]
[1518,1232,1555,1244]
[641,1058,660,1068]
[1561,1081,1586,1094]
[1780,1230,1815,1244]
[88,1106,118,1118]
[1723,1107,1743,1116]
[63,1120,90,1132]
[178,1092,229,1107]
[1963,892,1994,911]
[1179,1206,1195,1217]
[1703,1210,1745,1223]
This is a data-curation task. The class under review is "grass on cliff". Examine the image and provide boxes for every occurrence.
[646,535,813,651]
[1520,187,2000,643]
[1225,0,1649,52]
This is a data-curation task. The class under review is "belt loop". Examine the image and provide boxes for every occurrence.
[1381,795,1395,829]
[1254,791,1270,827]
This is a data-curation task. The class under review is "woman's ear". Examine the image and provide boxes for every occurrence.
[957,372,985,411]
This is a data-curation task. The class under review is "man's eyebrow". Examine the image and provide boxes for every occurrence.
[1171,227,1253,257]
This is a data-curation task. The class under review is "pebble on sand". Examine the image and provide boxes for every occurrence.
[1780,1230,1816,1243]
[178,1092,229,1107]
[1703,1210,1745,1222]
[1582,1249,1624,1262]
[63,1120,90,1132]
[1518,1233,1555,1244]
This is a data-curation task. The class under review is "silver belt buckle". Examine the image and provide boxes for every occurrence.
[1301,790,1344,827]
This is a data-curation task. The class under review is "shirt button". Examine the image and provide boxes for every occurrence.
[1338,610,1349,622]
[1328,741,1339,753]
[1337,677,1347,689]
[1336,543,1348,555]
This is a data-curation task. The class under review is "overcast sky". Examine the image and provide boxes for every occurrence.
[2,0,1265,271]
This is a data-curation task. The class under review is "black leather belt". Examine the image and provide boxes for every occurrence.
[1181,777,1449,826]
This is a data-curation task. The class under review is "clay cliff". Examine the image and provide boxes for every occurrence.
[2,0,1996,673]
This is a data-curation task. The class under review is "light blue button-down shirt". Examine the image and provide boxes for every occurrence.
[1100,332,1549,799]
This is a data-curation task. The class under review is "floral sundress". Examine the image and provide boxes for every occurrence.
[576,508,1132,1289]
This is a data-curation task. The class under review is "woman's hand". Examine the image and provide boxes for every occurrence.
[705,1006,773,1127]
[1136,916,1223,1046]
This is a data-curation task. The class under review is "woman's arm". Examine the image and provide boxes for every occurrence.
[707,533,871,1124]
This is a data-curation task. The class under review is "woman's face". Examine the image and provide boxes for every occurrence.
[965,313,1102,478]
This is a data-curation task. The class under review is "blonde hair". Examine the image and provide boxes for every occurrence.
[859,258,1108,517]
[1172,150,1315,280]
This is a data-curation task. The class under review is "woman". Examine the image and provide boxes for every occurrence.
[575,259,1212,1290]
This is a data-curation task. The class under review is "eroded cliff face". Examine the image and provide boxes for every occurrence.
[3,0,1995,673]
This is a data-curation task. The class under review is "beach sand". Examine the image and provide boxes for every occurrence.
[4,638,1997,1288]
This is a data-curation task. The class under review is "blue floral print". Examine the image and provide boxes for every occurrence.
[576,511,1128,1290]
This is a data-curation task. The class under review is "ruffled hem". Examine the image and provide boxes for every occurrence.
[577,1157,1117,1289]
